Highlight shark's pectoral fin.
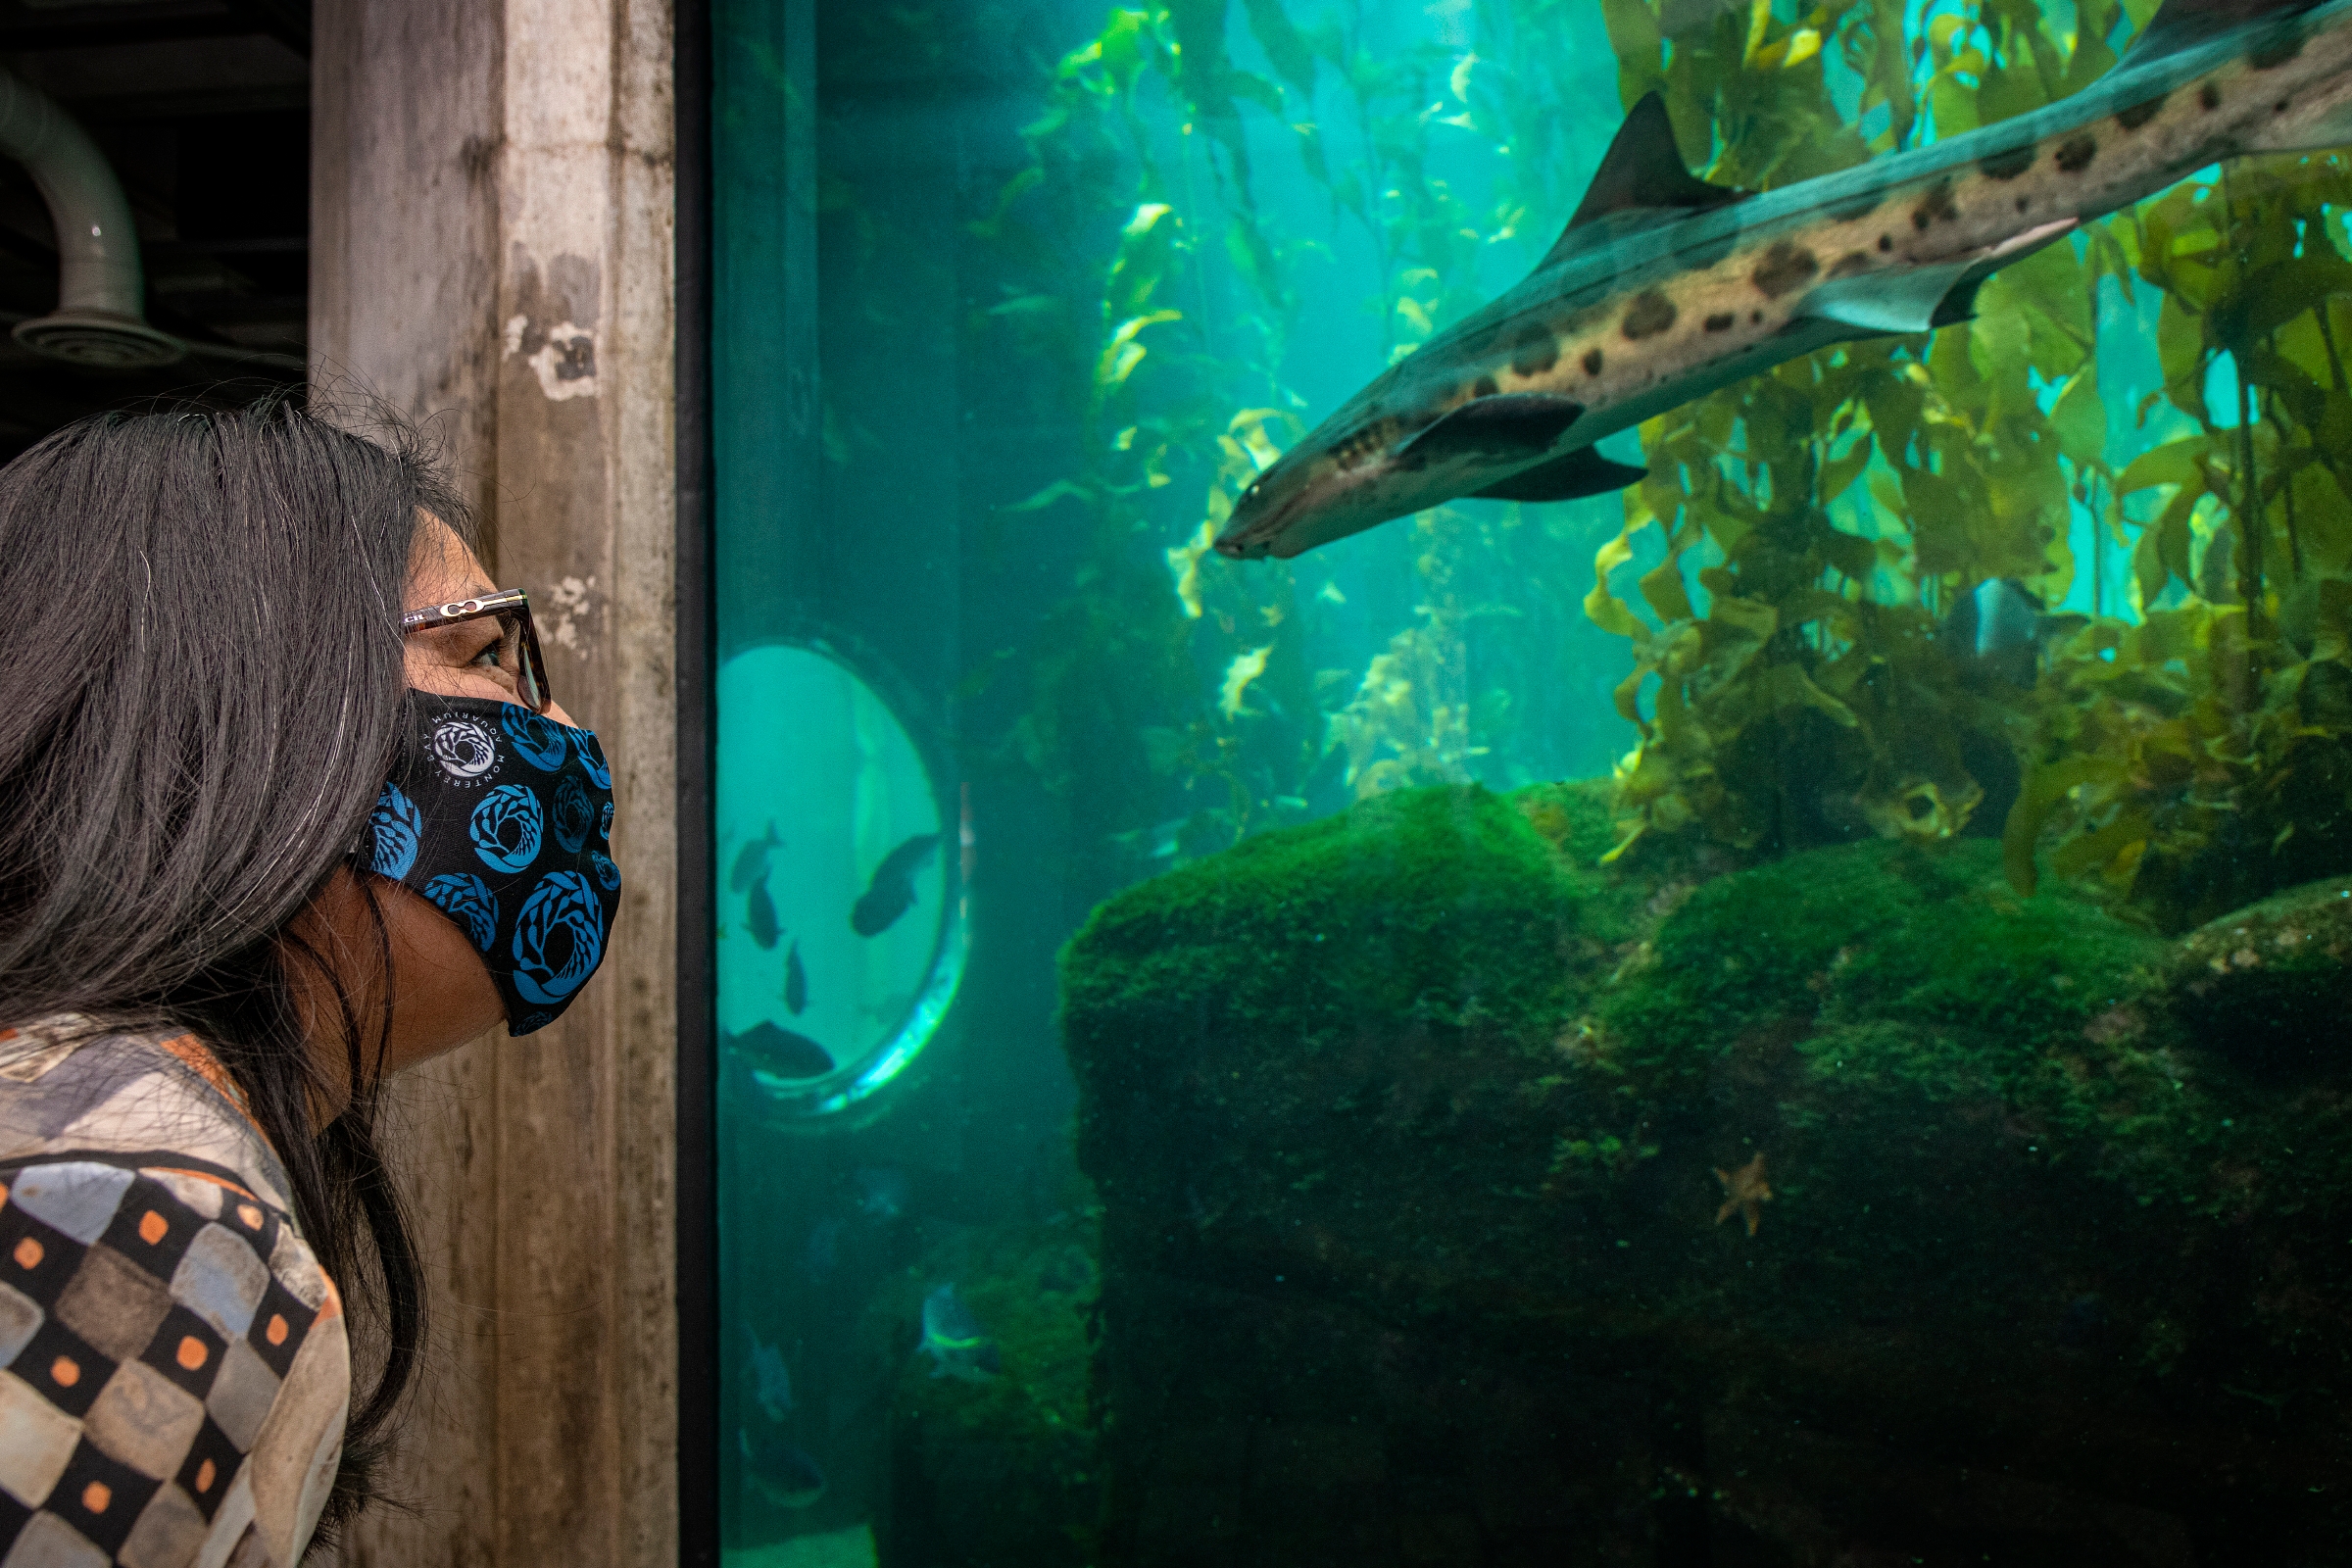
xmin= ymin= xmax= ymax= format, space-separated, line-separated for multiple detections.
xmin=1795 ymin=261 xmax=1982 ymax=336
xmin=1544 ymin=93 xmax=1746 ymax=270
xmin=1396 ymin=393 xmax=1584 ymax=470
xmin=1472 ymin=448 xmax=1646 ymax=503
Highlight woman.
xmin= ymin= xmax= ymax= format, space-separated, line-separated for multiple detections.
xmin=0 ymin=398 xmax=619 ymax=1563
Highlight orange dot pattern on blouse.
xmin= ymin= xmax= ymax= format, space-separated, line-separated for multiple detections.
xmin=0 ymin=1027 xmax=348 ymax=1566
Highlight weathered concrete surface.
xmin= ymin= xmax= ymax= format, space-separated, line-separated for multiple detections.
xmin=311 ymin=3 xmax=677 ymax=1564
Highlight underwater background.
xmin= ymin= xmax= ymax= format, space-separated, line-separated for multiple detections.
xmin=708 ymin=0 xmax=2352 ymax=1561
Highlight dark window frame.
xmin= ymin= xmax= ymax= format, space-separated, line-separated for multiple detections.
xmin=673 ymin=0 xmax=721 ymax=1561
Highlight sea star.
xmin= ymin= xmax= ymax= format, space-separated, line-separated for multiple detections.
xmin=1714 ymin=1152 xmax=1772 ymax=1236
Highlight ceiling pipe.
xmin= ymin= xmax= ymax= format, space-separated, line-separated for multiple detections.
xmin=0 ymin=66 xmax=182 ymax=368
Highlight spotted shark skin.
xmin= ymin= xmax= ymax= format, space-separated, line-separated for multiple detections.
xmin=1215 ymin=0 xmax=2352 ymax=561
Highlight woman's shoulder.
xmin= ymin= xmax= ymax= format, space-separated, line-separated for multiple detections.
xmin=0 ymin=1015 xmax=294 ymax=1216
xmin=0 ymin=1018 xmax=348 ymax=1566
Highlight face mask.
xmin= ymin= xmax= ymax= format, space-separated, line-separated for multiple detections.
xmin=360 ymin=694 xmax=621 ymax=1036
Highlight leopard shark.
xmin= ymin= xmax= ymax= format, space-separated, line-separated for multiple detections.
xmin=1214 ymin=0 xmax=2352 ymax=561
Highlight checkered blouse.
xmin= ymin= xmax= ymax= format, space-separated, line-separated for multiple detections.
xmin=0 ymin=1014 xmax=347 ymax=1567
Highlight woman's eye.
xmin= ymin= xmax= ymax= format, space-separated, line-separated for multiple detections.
xmin=468 ymin=636 xmax=504 ymax=669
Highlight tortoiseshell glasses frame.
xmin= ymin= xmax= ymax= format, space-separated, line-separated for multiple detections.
xmin=399 ymin=587 xmax=554 ymax=714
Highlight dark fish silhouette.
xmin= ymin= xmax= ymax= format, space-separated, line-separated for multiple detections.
xmin=738 ymin=1424 xmax=825 ymax=1509
xmin=747 ymin=875 xmax=781 ymax=951
xmin=1946 ymin=578 xmax=2072 ymax=688
xmin=726 ymin=1021 xmax=833 ymax=1079
xmin=729 ymin=821 xmax=783 ymax=893
xmin=784 ymin=940 xmax=808 ymax=1015
xmin=801 ymin=1218 xmax=843 ymax=1279
xmin=746 ymin=1326 xmax=792 ymax=1421
xmin=855 ymin=1165 xmax=907 ymax=1219
xmin=851 ymin=832 xmax=940 ymax=937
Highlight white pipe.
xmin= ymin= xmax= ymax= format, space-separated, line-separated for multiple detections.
xmin=0 ymin=66 xmax=180 ymax=367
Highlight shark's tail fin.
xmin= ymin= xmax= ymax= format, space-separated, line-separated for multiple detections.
xmin=2129 ymin=0 xmax=2325 ymax=57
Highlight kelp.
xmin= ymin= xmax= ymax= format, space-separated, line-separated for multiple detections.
xmin=963 ymin=0 xmax=2352 ymax=920
xmin=968 ymin=1 xmax=1654 ymax=891
xmin=1581 ymin=0 xmax=2352 ymax=924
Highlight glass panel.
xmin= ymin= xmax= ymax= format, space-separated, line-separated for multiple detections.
xmin=710 ymin=0 xmax=2352 ymax=1560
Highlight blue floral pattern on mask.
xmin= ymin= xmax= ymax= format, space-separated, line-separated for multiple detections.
xmin=368 ymin=785 xmax=422 ymax=880
xmin=502 ymin=704 xmax=571 ymax=771
xmin=380 ymin=695 xmax=620 ymax=1037
xmin=552 ymin=772 xmax=594 ymax=854
xmin=469 ymin=784 xmax=544 ymax=873
xmin=573 ymin=728 xmax=612 ymax=790
xmin=421 ymin=872 xmax=498 ymax=952
xmin=511 ymin=871 xmax=606 ymax=1005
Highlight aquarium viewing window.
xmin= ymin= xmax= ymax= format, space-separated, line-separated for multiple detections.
xmin=714 ymin=641 xmax=965 ymax=1118
xmin=697 ymin=0 xmax=2352 ymax=1559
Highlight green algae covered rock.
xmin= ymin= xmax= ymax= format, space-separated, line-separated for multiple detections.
xmin=2161 ymin=875 xmax=2352 ymax=1084
xmin=1060 ymin=784 xmax=2352 ymax=1564
xmin=1064 ymin=782 xmax=1611 ymax=1064
xmin=882 ymin=1218 xmax=1102 ymax=1566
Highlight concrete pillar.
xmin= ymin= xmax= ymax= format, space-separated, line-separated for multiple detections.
xmin=310 ymin=3 xmax=679 ymax=1564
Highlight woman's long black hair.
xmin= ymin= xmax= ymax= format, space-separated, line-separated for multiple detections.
xmin=0 ymin=394 xmax=459 ymax=1537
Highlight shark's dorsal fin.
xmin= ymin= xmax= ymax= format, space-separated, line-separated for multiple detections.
xmin=1544 ymin=93 xmax=1744 ymax=268
xmin=2130 ymin=0 xmax=2323 ymax=57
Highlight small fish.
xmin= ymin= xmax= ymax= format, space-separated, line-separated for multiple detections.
xmin=1144 ymin=817 xmax=1188 ymax=860
xmin=729 ymin=821 xmax=783 ymax=894
xmin=784 ymin=939 xmax=808 ymax=1015
xmin=801 ymin=1218 xmax=844 ymax=1280
xmin=851 ymin=832 xmax=940 ymax=937
xmin=738 ymin=1425 xmax=826 ymax=1509
xmin=746 ymin=1328 xmax=793 ymax=1422
xmin=919 ymin=1283 xmax=1000 ymax=1381
xmin=725 ymin=1021 xmax=833 ymax=1080
xmin=1945 ymin=577 xmax=2045 ymax=686
xmin=855 ymin=1165 xmax=908 ymax=1219
xmin=747 ymin=876 xmax=781 ymax=951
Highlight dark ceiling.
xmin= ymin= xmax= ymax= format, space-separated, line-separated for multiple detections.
xmin=0 ymin=0 xmax=311 ymax=461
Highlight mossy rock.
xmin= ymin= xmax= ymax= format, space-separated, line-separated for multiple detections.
xmin=882 ymin=1220 xmax=1102 ymax=1567
xmin=2159 ymin=875 xmax=2352 ymax=1083
xmin=1060 ymin=785 xmax=2352 ymax=1560
xmin=1064 ymin=782 xmax=1610 ymax=1060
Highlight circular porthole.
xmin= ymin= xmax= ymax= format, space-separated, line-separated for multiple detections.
xmin=714 ymin=640 xmax=965 ymax=1120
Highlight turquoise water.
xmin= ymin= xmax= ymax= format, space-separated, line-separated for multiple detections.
xmin=710 ymin=0 xmax=2352 ymax=1559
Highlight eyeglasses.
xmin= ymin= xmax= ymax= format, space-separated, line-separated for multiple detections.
xmin=399 ymin=588 xmax=554 ymax=714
